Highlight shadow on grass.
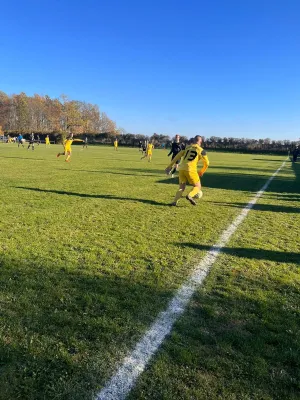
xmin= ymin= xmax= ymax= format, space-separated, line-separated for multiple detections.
xmin=208 ymin=165 xmax=276 ymax=172
xmin=252 ymin=158 xmax=286 ymax=161
xmin=121 ymin=167 xmax=165 ymax=175
xmin=0 ymin=155 xmax=46 ymax=161
xmin=0 ymin=257 xmax=172 ymax=400
xmin=177 ymin=243 xmax=299 ymax=264
xmin=265 ymin=194 xmax=300 ymax=202
xmin=15 ymin=186 xmax=169 ymax=207
xmin=156 ymin=172 xmax=273 ymax=192
xmin=156 ymin=161 xmax=300 ymax=195
xmin=211 ymin=201 xmax=300 ymax=214
xmin=134 ymin=278 xmax=300 ymax=399
xmin=57 ymin=169 xmax=162 ymax=177
xmin=130 ymin=244 xmax=299 ymax=399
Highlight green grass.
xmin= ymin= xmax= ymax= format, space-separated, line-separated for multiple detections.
xmin=0 ymin=144 xmax=299 ymax=399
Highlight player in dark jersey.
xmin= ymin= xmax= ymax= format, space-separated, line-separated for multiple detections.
xmin=292 ymin=146 xmax=299 ymax=162
xmin=27 ymin=133 xmax=35 ymax=150
xmin=83 ymin=136 xmax=88 ymax=149
xmin=168 ymin=134 xmax=185 ymax=177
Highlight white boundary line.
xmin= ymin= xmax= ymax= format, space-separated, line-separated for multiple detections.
xmin=96 ymin=161 xmax=286 ymax=400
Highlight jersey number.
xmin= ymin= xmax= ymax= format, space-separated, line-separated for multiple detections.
xmin=184 ymin=149 xmax=197 ymax=161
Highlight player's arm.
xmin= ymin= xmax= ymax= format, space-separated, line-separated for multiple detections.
xmin=165 ymin=150 xmax=185 ymax=173
xmin=198 ymin=150 xmax=209 ymax=176
xmin=73 ymin=139 xmax=84 ymax=142
xmin=168 ymin=142 xmax=176 ymax=157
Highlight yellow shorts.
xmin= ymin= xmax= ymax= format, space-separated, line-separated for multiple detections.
xmin=147 ymin=152 xmax=152 ymax=156
xmin=179 ymin=170 xmax=200 ymax=185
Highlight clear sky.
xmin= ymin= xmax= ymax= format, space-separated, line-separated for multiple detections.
xmin=1 ymin=0 xmax=299 ymax=140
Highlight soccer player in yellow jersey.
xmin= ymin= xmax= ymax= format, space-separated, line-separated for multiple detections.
xmin=114 ymin=138 xmax=118 ymax=150
xmin=57 ymin=134 xmax=83 ymax=162
xmin=141 ymin=141 xmax=154 ymax=162
xmin=45 ymin=135 xmax=50 ymax=146
xmin=165 ymin=135 xmax=209 ymax=206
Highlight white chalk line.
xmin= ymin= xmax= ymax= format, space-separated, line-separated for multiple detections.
xmin=96 ymin=161 xmax=286 ymax=400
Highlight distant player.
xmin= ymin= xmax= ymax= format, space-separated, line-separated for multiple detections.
xmin=114 ymin=138 xmax=118 ymax=151
xmin=17 ymin=134 xmax=24 ymax=148
xmin=45 ymin=135 xmax=50 ymax=146
xmin=141 ymin=141 xmax=147 ymax=156
xmin=27 ymin=133 xmax=35 ymax=150
xmin=292 ymin=146 xmax=299 ymax=162
xmin=36 ymin=134 xmax=40 ymax=145
xmin=83 ymin=136 xmax=88 ymax=149
xmin=141 ymin=141 xmax=154 ymax=162
xmin=57 ymin=134 xmax=83 ymax=162
xmin=168 ymin=134 xmax=184 ymax=177
xmin=165 ymin=135 xmax=209 ymax=206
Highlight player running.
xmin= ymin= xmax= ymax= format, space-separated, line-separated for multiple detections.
xmin=165 ymin=135 xmax=209 ymax=206
xmin=168 ymin=134 xmax=185 ymax=177
xmin=141 ymin=141 xmax=154 ymax=162
xmin=57 ymin=134 xmax=83 ymax=162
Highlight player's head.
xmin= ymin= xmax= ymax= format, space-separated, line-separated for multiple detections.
xmin=175 ymin=134 xmax=180 ymax=142
xmin=193 ymin=135 xmax=202 ymax=145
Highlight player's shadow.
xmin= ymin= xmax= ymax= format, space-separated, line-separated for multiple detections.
xmin=103 ymin=171 xmax=161 ymax=177
xmin=208 ymin=165 xmax=277 ymax=173
xmin=252 ymin=158 xmax=286 ymax=161
xmin=0 ymin=155 xmax=45 ymax=161
xmin=177 ymin=243 xmax=299 ymax=265
xmin=15 ymin=186 xmax=169 ymax=206
xmin=264 ymin=194 xmax=300 ymax=202
xmin=211 ymin=201 xmax=300 ymax=214
xmin=121 ymin=167 xmax=165 ymax=175
xmin=58 ymin=168 xmax=162 ymax=177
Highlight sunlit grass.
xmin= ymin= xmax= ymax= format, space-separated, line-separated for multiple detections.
xmin=0 ymin=143 xmax=298 ymax=399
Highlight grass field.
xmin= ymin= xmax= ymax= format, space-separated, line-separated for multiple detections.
xmin=0 ymin=143 xmax=299 ymax=400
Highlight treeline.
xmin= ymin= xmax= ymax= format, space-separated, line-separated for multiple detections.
xmin=0 ymin=91 xmax=297 ymax=153
xmin=204 ymin=136 xmax=298 ymax=154
xmin=115 ymin=133 xmax=297 ymax=154
xmin=0 ymin=91 xmax=118 ymax=136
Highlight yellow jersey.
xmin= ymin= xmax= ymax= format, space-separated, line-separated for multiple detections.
xmin=167 ymin=144 xmax=209 ymax=174
xmin=45 ymin=137 xmax=50 ymax=144
xmin=64 ymin=138 xmax=82 ymax=151
xmin=147 ymin=143 xmax=154 ymax=154
xmin=114 ymin=140 xmax=118 ymax=147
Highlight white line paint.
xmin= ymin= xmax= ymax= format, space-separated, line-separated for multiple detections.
xmin=96 ymin=161 xmax=286 ymax=400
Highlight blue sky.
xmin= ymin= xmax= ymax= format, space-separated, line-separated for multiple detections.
xmin=1 ymin=0 xmax=299 ymax=140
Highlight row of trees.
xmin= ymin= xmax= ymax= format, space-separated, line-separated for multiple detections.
xmin=0 ymin=91 xmax=297 ymax=152
xmin=114 ymin=134 xmax=298 ymax=154
xmin=0 ymin=91 xmax=117 ymax=136
xmin=204 ymin=136 xmax=298 ymax=153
